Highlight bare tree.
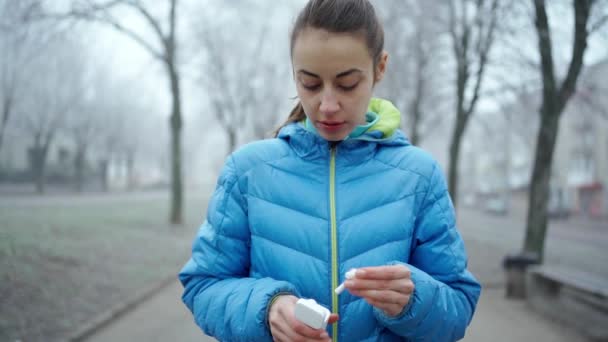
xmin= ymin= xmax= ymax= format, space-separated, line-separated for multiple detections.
xmin=90 ymin=73 xmax=120 ymax=192
xmin=95 ymin=85 xmax=127 ymax=192
xmin=375 ymin=1 xmax=415 ymax=131
xmin=0 ymin=0 xmax=46 ymax=155
xmin=66 ymin=92 xmax=99 ymax=191
xmin=195 ymin=2 xmax=288 ymax=153
xmin=376 ymin=0 xmax=450 ymax=146
xmin=248 ymin=53 xmax=293 ymax=141
xmin=198 ymin=28 xmax=243 ymax=153
xmin=523 ymin=0 xmax=602 ymax=260
xmin=407 ymin=20 xmax=432 ymax=145
xmin=446 ymin=0 xmax=500 ymax=208
xmin=61 ymin=0 xmax=185 ymax=223
xmin=16 ymin=34 xmax=83 ymax=193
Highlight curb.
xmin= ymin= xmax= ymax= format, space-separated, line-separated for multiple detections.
xmin=68 ymin=274 xmax=179 ymax=342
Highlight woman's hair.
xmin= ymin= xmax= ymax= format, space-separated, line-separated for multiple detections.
xmin=274 ymin=0 xmax=384 ymax=137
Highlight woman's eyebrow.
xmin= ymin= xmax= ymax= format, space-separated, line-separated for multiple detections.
xmin=336 ymin=68 xmax=362 ymax=78
xmin=297 ymin=70 xmax=320 ymax=78
xmin=297 ymin=68 xmax=363 ymax=78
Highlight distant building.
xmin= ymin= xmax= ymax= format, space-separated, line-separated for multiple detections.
xmin=472 ymin=59 xmax=608 ymax=218
xmin=555 ymin=59 xmax=608 ymax=218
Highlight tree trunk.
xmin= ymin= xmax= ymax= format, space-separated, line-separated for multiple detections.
xmin=126 ymin=150 xmax=135 ymax=191
xmin=99 ymin=159 xmax=109 ymax=192
xmin=227 ymin=128 xmax=237 ymax=156
xmin=29 ymin=145 xmax=48 ymax=194
xmin=168 ymin=61 xmax=183 ymax=225
xmin=74 ymin=146 xmax=86 ymax=192
xmin=446 ymin=0 xmax=498 ymax=210
xmin=448 ymin=119 xmax=466 ymax=209
xmin=448 ymin=46 xmax=469 ymax=210
xmin=409 ymin=23 xmax=425 ymax=146
xmin=0 ymin=95 xmax=12 ymax=154
xmin=524 ymin=106 xmax=560 ymax=261
xmin=409 ymin=81 xmax=423 ymax=146
xmin=522 ymin=0 xmax=592 ymax=262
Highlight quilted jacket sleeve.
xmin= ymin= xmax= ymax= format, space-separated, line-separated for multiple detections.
xmin=373 ymin=162 xmax=481 ymax=341
xmin=179 ymin=156 xmax=299 ymax=342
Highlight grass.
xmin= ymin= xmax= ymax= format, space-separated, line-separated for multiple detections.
xmin=0 ymin=190 xmax=211 ymax=342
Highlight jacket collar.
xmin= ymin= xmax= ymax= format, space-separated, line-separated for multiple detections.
xmin=277 ymin=98 xmax=410 ymax=164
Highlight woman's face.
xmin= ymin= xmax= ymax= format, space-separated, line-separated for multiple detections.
xmin=292 ymin=28 xmax=387 ymax=141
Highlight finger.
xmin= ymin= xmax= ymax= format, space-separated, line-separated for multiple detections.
xmin=363 ymin=292 xmax=410 ymax=307
xmin=271 ymin=329 xmax=290 ymax=342
xmin=346 ymin=278 xmax=414 ymax=295
xmin=271 ymin=311 xmax=315 ymax=342
xmin=327 ymin=313 xmax=339 ymax=325
xmin=349 ymin=289 xmax=410 ymax=308
xmin=345 ymin=278 xmax=408 ymax=291
xmin=291 ymin=317 xmax=331 ymax=340
xmin=356 ymin=265 xmax=410 ymax=280
xmin=282 ymin=326 xmax=322 ymax=342
xmin=270 ymin=319 xmax=294 ymax=342
xmin=365 ymin=298 xmax=404 ymax=316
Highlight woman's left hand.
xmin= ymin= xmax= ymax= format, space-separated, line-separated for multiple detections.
xmin=343 ymin=265 xmax=414 ymax=317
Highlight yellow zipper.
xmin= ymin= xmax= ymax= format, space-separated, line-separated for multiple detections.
xmin=329 ymin=146 xmax=339 ymax=341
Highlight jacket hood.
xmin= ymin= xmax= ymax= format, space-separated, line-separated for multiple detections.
xmin=365 ymin=97 xmax=402 ymax=140
xmin=278 ymin=98 xmax=410 ymax=148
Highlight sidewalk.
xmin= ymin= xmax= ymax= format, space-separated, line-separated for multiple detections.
xmin=465 ymin=287 xmax=585 ymax=341
xmin=83 ymin=280 xmax=212 ymax=342
xmin=82 ymin=280 xmax=587 ymax=342
xmin=80 ymin=207 xmax=592 ymax=341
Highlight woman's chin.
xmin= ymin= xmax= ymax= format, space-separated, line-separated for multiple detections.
xmin=320 ymin=132 xmax=348 ymax=142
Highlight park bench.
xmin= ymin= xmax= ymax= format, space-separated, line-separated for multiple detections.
xmin=526 ymin=265 xmax=608 ymax=341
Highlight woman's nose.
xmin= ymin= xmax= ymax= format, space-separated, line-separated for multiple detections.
xmin=319 ymin=93 xmax=340 ymax=114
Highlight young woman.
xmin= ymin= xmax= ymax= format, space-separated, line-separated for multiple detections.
xmin=180 ymin=0 xmax=481 ymax=341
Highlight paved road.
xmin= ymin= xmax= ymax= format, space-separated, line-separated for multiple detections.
xmin=458 ymin=206 xmax=608 ymax=283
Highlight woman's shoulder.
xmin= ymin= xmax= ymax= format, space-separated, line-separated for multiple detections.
xmin=376 ymin=143 xmax=440 ymax=182
xmin=227 ymin=138 xmax=291 ymax=174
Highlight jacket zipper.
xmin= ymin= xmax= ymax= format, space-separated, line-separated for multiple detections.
xmin=329 ymin=145 xmax=339 ymax=341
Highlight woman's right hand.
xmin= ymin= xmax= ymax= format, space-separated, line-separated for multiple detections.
xmin=268 ymin=295 xmax=338 ymax=342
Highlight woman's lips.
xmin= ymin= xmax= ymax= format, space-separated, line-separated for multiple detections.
xmin=317 ymin=121 xmax=345 ymax=132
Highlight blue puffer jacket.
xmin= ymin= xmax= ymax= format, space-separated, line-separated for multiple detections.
xmin=179 ymin=99 xmax=481 ymax=342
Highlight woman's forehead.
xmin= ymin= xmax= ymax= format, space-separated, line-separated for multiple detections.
xmin=292 ymin=28 xmax=373 ymax=75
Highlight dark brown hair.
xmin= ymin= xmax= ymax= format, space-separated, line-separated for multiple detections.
xmin=274 ymin=0 xmax=385 ymax=137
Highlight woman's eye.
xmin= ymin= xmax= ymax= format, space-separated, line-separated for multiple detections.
xmin=339 ymin=83 xmax=358 ymax=91
xmin=303 ymin=83 xmax=321 ymax=91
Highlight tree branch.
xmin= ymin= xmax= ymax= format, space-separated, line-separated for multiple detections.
xmin=65 ymin=0 xmax=165 ymax=61
xmin=122 ymin=0 xmax=167 ymax=46
xmin=464 ymin=0 xmax=498 ymax=118
xmin=448 ymin=0 xmax=462 ymax=59
xmin=557 ymin=0 xmax=592 ymax=109
xmin=589 ymin=13 xmax=608 ymax=34
xmin=577 ymin=82 xmax=608 ymax=120
xmin=533 ymin=0 xmax=557 ymax=100
xmin=169 ymin=0 xmax=177 ymax=49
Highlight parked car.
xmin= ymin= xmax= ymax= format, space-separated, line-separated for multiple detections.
xmin=548 ymin=187 xmax=571 ymax=220
xmin=548 ymin=201 xmax=571 ymax=219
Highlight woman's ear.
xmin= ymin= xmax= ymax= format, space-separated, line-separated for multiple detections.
xmin=375 ymin=51 xmax=389 ymax=83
